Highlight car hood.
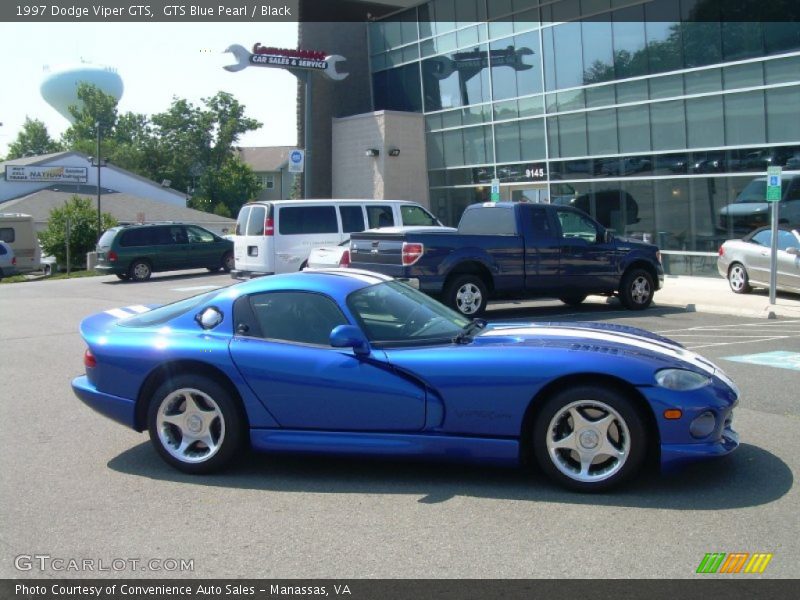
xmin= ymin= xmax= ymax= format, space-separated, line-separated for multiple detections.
xmin=720 ymin=202 xmax=770 ymax=215
xmin=472 ymin=321 xmax=726 ymax=380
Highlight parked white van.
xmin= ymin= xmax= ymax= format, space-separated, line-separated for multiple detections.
xmin=0 ymin=213 xmax=41 ymax=273
xmin=232 ymin=199 xmax=441 ymax=277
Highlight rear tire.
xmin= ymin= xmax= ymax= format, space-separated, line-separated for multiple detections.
xmin=222 ymin=251 xmax=235 ymax=273
xmin=147 ymin=375 xmax=245 ymax=474
xmin=116 ymin=273 xmax=129 ymax=281
xmin=728 ymin=263 xmax=751 ymax=294
xmin=128 ymin=260 xmax=152 ymax=282
xmin=533 ymin=385 xmax=647 ymax=492
xmin=559 ymin=294 xmax=587 ymax=307
xmin=619 ymin=268 xmax=654 ymax=310
xmin=445 ymin=274 xmax=488 ymax=317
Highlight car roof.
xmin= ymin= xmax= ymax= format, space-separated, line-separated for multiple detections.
xmin=228 ymin=269 xmax=393 ymax=300
xmin=743 ymin=225 xmax=800 ymax=240
xmin=243 ymin=199 xmax=421 ymax=206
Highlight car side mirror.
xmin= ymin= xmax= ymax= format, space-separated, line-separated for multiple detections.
xmin=786 ymin=246 xmax=800 ymax=256
xmin=330 ymin=324 xmax=371 ymax=356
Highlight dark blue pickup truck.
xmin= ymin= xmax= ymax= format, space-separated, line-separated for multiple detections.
xmin=350 ymin=202 xmax=664 ymax=317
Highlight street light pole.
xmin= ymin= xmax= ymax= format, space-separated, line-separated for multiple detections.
xmin=89 ymin=122 xmax=108 ymax=240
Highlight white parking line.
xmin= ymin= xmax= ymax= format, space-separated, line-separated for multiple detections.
xmin=655 ymin=320 xmax=800 ymax=350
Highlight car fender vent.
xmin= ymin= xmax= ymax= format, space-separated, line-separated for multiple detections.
xmin=570 ymin=343 xmax=619 ymax=354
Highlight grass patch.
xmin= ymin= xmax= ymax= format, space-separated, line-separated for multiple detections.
xmin=0 ymin=269 xmax=105 ymax=284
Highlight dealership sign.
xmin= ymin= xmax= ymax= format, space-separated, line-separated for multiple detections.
xmin=5 ymin=165 xmax=88 ymax=183
xmin=224 ymin=44 xmax=348 ymax=80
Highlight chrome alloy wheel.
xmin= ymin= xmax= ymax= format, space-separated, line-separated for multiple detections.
xmin=729 ymin=265 xmax=747 ymax=292
xmin=132 ymin=262 xmax=151 ymax=280
xmin=629 ymin=275 xmax=651 ymax=305
xmin=156 ymin=388 xmax=226 ymax=464
xmin=456 ymin=282 xmax=483 ymax=315
xmin=545 ymin=400 xmax=630 ymax=484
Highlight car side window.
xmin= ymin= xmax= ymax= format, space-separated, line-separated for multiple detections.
xmin=557 ymin=209 xmax=599 ymax=243
xmin=248 ymin=292 xmax=349 ymax=346
xmin=187 ymin=226 xmax=215 ymax=243
xmin=751 ymin=231 xmax=771 ymax=246
xmin=777 ymin=230 xmax=798 ymax=252
xmin=339 ymin=205 xmax=366 ymax=233
xmin=367 ymin=206 xmax=395 ymax=228
xmin=529 ymin=206 xmax=554 ymax=239
xmin=401 ymin=205 xmax=437 ymax=226
xmin=168 ymin=226 xmax=188 ymax=245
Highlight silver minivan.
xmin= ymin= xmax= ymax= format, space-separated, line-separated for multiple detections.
xmin=232 ymin=199 xmax=441 ymax=277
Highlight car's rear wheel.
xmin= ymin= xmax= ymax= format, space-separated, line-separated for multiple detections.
xmin=116 ymin=273 xmax=129 ymax=281
xmin=728 ymin=263 xmax=751 ymax=294
xmin=533 ymin=386 xmax=646 ymax=492
xmin=222 ymin=251 xmax=235 ymax=272
xmin=147 ymin=375 xmax=245 ymax=474
xmin=128 ymin=260 xmax=152 ymax=282
xmin=559 ymin=294 xmax=587 ymax=307
xmin=445 ymin=274 xmax=488 ymax=317
xmin=619 ymin=268 xmax=654 ymax=310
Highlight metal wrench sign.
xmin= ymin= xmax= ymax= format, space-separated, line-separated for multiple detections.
xmin=224 ymin=44 xmax=348 ymax=81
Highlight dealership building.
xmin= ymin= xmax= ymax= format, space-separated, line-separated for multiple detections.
xmin=298 ymin=0 xmax=800 ymax=275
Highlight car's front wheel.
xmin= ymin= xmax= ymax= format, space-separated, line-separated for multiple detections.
xmin=619 ymin=268 xmax=654 ymax=310
xmin=147 ymin=375 xmax=245 ymax=474
xmin=445 ymin=274 xmax=488 ymax=317
xmin=559 ymin=294 xmax=587 ymax=307
xmin=128 ymin=259 xmax=152 ymax=282
xmin=533 ymin=386 xmax=646 ymax=492
xmin=728 ymin=263 xmax=751 ymax=294
xmin=222 ymin=251 xmax=235 ymax=273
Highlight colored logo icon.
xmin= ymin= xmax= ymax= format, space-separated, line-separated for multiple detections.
xmin=696 ymin=552 xmax=773 ymax=574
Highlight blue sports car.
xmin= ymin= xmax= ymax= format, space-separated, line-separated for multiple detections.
xmin=72 ymin=269 xmax=739 ymax=491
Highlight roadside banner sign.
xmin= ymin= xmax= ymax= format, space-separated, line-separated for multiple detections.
xmin=490 ymin=178 xmax=500 ymax=202
xmin=288 ymin=149 xmax=305 ymax=173
xmin=766 ymin=166 xmax=782 ymax=202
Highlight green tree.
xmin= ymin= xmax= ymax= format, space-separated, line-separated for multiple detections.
xmin=6 ymin=117 xmax=62 ymax=159
xmin=39 ymin=196 xmax=117 ymax=267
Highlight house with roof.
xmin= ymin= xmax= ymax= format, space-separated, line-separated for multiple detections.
xmin=236 ymin=146 xmax=296 ymax=201
xmin=1 ymin=152 xmax=234 ymax=234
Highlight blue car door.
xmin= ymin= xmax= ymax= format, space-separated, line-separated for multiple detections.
xmin=228 ymin=291 xmax=426 ymax=431
xmin=554 ymin=207 xmax=616 ymax=292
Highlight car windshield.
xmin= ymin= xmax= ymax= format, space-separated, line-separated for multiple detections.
xmin=735 ymin=180 xmax=769 ymax=204
xmin=118 ymin=290 xmax=219 ymax=328
xmin=347 ymin=281 xmax=469 ymax=343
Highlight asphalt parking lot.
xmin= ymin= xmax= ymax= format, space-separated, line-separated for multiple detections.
xmin=1 ymin=271 xmax=798 ymax=579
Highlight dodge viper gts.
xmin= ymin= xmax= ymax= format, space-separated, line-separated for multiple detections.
xmin=72 ymin=269 xmax=739 ymax=491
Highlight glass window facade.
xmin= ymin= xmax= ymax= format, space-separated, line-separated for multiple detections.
xmin=369 ymin=1 xmax=800 ymax=275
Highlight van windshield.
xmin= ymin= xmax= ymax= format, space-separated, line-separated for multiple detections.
xmin=735 ymin=180 xmax=771 ymax=204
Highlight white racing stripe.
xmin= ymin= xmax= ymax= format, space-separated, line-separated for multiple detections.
xmin=126 ymin=305 xmax=151 ymax=314
xmin=484 ymin=325 xmax=717 ymax=376
xmin=104 ymin=308 xmax=132 ymax=319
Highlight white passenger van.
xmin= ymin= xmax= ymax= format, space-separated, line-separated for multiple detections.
xmin=0 ymin=213 xmax=41 ymax=273
xmin=232 ymin=199 xmax=441 ymax=277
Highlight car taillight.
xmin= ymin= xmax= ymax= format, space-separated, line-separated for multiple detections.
xmin=11 ymin=256 xmax=16 ymax=266
xmin=401 ymin=242 xmax=424 ymax=266
xmin=339 ymin=249 xmax=351 ymax=268
xmin=84 ymin=348 xmax=97 ymax=368
xmin=108 ymin=251 xmax=118 ymax=262
xmin=264 ymin=217 xmax=274 ymax=236
xmin=718 ymin=246 xmax=725 ymax=257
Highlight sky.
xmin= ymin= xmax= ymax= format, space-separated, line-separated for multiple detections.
xmin=0 ymin=22 xmax=299 ymax=156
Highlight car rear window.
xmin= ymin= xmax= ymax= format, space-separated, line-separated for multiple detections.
xmin=118 ymin=291 xmax=218 ymax=328
xmin=458 ymin=207 xmax=517 ymax=235
xmin=97 ymin=229 xmax=119 ymax=248
xmin=401 ymin=205 xmax=437 ymax=226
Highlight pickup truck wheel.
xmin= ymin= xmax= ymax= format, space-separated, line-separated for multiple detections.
xmin=619 ymin=268 xmax=654 ymax=310
xmin=559 ymin=295 xmax=587 ymax=307
xmin=446 ymin=274 xmax=488 ymax=317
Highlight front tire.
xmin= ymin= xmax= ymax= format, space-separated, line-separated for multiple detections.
xmin=222 ymin=251 xmax=235 ymax=273
xmin=559 ymin=294 xmax=587 ymax=307
xmin=147 ymin=375 xmax=245 ymax=474
xmin=116 ymin=273 xmax=129 ymax=281
xmin=533 ymin=386 xmax=647 ymax=492
xmin=128 ymin=259 xmax=152 ymax=282
xmin=445 ymin=274 xmax=488 ymax=317
xmin=619 ymin=268 xmax=654 ymax=310
xmin=728 ymin=263 xmax=751 ymax=294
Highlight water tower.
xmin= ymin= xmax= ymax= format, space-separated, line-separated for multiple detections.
xmin=40 ymin=62 xmax=124 ymax=122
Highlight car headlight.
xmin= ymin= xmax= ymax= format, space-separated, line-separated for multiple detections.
xmin=655 ymin=369 xmax=712 ymax=391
